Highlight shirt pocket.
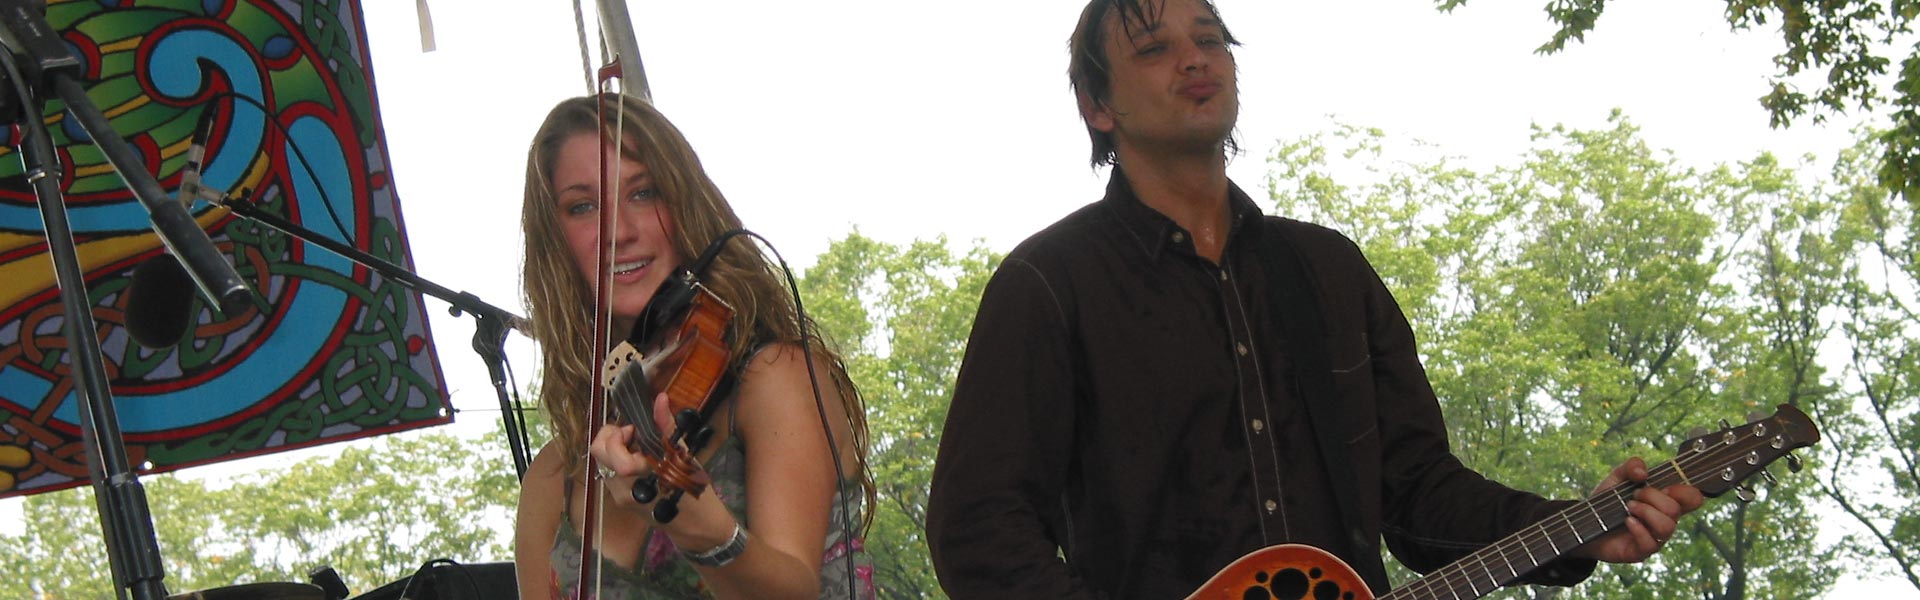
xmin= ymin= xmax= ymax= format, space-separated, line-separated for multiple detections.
xmin=1327 ymin=329 xmax=1384 ymax=537
xmin=1327 ymin=330 xmax=1378 ymax=444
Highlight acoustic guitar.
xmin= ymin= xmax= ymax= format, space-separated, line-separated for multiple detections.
xmin=1188 ymin=404 xmax=1820 ymax=600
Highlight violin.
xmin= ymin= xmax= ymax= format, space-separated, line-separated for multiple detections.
xmin=599 ymin=266 xmax=739 ymax=523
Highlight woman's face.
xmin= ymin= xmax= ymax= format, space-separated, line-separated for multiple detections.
xmin=550 ymin=132 xmax=683 ymax=335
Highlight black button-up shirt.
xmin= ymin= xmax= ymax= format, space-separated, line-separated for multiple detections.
xmin=927 ymin=171 xmax=1593 ymax=599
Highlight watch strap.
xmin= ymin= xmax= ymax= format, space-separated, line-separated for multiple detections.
xmin=684 ymin=524 xmax=749 ymax=567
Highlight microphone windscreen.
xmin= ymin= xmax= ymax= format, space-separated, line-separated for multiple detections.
xmin=125 ymin=256 xmax=198 ymax=349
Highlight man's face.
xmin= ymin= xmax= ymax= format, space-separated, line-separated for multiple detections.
xmin=1087 ymin=0 xmax=1238 ymax=159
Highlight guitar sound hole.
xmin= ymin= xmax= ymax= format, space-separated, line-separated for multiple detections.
xmin=1313 ymin=580 xmax=1340 ymax=600
xmin=1251 ymin=568 xmax=1309 ymax=600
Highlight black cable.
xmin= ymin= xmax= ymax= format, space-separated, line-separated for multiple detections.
xmin=397 ymin=557 xmax=483 ymax=600
xmin=180 ymin=81 xmax=354 ymax=242
xmin=0 ymin=32 xmax=44 ymax=157
xmin=503 ymin=343 xmax=530 ymax=442
xmin=738 ymin=230 xmax=859 ymax=600
xmin=442 ymin=558 xmax=486 ymax=600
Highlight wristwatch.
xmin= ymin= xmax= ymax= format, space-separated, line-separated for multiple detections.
xmin=684 ymin=524 xmax=749 ymax=567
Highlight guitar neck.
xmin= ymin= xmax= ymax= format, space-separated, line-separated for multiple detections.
xmin=1381 ymin=466 xmax=1676 ymax=600
xmin=1381 ymin=448 xmax=1728 ymax=600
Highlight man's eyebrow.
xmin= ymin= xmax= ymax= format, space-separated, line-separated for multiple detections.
xmin=1126 ymin=16 xmax=1225 ymax=43
xmin=1126 ymin=21 xmax=1162 ymax=43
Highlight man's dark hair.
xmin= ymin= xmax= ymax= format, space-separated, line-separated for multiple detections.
xmin=1068 ymin=0 xmax=1241 ymax=167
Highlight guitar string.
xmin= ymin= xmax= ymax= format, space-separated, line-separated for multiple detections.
xmin=1388 ymin=422 xmax=1788 ymax=600
xmin=1399 ymin=454 xmax=1696 ymax=599
xmin=1408 ymin=438 xmax=1747 ymax=599
xmin=1406 ymin=430 xmax=1772 ymax=599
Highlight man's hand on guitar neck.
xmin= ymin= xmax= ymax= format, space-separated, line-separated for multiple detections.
xmin=1572 ymin=457 xmax=1707 ymax=564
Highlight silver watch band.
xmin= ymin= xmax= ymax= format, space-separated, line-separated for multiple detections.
xmin=684 ymin=524 xmax=749 ymax=567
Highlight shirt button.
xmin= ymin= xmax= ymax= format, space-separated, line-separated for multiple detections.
xmin=1171 ymin=231 xmax=1186 ymax=243
xmin=1251 ymin=418 xmax=1265 ymax=433
xmin=1236 ymin=343 xmax=1249 ymax=356
xmin=1264 ymin=499 xmax=1278 ymax=513
xmin=1220 ymin=270 xmax=1230 ymax=281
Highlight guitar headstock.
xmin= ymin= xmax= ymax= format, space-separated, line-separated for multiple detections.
xmin=1673 ymin=403 xmax=1820 ymax=499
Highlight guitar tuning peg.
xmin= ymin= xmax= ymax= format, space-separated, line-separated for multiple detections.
xmin=1735 ymin=485 xmax=1756 ymax=503
xmin=1786 ymin=453 xmax=1804 ymax=473
xmin=1747 ymin=410 xmax=1767 ymax=423
xmin=1719 ymin=418 xmax=1733 ymax=430
xmin=1760 ymin=470 xmax=1779 ymax=485
xmin=1688 ymin=426 xmax=1708 ymax=439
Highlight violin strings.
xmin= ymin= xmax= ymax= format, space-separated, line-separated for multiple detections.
xmin=609 ymin=368 xmax=668 ymax=456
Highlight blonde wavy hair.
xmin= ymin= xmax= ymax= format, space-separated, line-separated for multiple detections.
xmin=520 ymin=94 xmax=873 ymax=531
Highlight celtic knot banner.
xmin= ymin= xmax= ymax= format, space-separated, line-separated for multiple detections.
xmin=0 ymin=0 xmax=450 ymax=497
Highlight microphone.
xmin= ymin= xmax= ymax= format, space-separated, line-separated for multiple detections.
xmin=124 ymin=253 xmax=199 ymax=348
xmin=127 ymin=107 xmax=241 ymax=348
xmin=176 ymin=107 xmax=218 ymax=207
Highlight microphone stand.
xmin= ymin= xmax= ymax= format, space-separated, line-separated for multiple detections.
xmin=215 ymin=192 xmax=535 ymax=480
xmin=0 ymin=1 xmax=256 ymax=597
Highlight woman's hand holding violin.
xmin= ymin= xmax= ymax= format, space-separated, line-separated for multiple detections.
xmin=589 ymin=391 xmax=738 ymax=554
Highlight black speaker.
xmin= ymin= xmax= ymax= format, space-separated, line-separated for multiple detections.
xmin=348 ymin=561 xmax=515 ymax=600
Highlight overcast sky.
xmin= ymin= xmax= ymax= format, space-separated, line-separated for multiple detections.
xmin=368 ymin=0 xmax=1868 ymax=436
xmin=8 ymin=0 xmax=1900 ymax=595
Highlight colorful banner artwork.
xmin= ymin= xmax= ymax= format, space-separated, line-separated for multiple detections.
xmin=0 ymin=0 xmax=451 ymax=497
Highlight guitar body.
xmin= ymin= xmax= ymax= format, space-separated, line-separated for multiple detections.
xmin=1188 ymin=544 xmax=1374 ymax=600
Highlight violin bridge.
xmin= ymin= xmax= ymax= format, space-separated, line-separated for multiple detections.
xmin=603 ymin=341 xmax=643 ymax=388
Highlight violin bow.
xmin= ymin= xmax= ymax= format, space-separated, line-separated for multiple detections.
xmin=577 ymin=0 xmax=650 ymax=593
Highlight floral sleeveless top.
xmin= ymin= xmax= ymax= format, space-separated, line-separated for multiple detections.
xmin=548 ymin=431 xmax=875 ymax=599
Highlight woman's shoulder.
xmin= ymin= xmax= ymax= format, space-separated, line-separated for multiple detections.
xmin=734 ymin=342 xmax=817 ymax=398
xmin=522 ymin=441 xmax=571 ymax=497
xmin=732 ymin=341 xmax=847 ymax=428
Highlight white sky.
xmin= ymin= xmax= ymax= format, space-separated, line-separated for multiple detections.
xmin=6 ymin=0 xmax=1904 ymax=596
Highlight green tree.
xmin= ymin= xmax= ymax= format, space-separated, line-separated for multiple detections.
xmin=801 ymin=231 xmax=998 ymax=600
xmin=1267 ymin=112 xmax=1838 ymax=598
xmin=0 ymin=427 xmax=519 ymax=599
xmin=1815 ymin=128 xmax=1920 ymax=590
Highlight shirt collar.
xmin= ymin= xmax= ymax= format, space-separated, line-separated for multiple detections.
xmin=1100 ymin=167 xmax=1265 ymax=261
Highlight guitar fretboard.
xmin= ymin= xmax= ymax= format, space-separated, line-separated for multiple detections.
xmin=1381 ymin=425 xmax=1771 ymax=600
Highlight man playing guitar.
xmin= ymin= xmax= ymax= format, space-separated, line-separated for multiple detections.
xmin=924 ymin=1 xmax=1704 ymax=598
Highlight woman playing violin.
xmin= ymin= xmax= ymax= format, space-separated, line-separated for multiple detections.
xmin=512 ymin=93 xmax=876 ymax=599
